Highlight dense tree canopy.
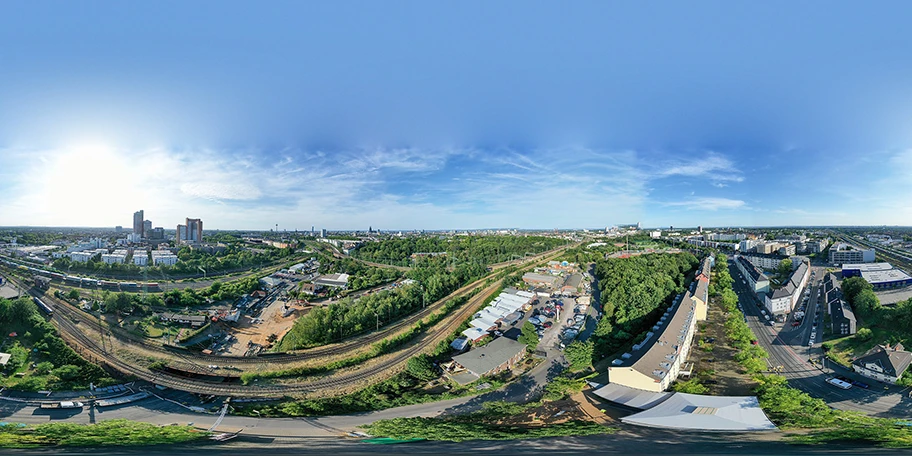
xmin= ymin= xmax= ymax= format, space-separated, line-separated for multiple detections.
xmin=591 ymin=253 xmax=698 ymax=356
xmin=0 ymin=297 xmax=114 ymax=390
xmin=351 ymin=235 xmax=565 ymax=266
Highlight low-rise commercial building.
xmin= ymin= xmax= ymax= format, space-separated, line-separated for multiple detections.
xmin=156 ymin=312 xmax=208 ymax=328
xmin=841 ymin=263 xmax=912 ymax=289
xmin=448 ymin=337 xmax=526 ymax=385
xmin=522 ymin=272 xmax=561 ymax=288
xmin=314 ymin=273 xmax=349 ymax=289
xmin=853 ymin=344 xmax=912 ymax=384
xmin=829 ymin=243 xmax=876 ymax=264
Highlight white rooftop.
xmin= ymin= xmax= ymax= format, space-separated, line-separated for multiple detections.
xmin=621 ymin=392 xmax=777 ymax=432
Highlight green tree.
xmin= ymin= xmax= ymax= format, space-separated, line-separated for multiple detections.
xmin=66 ymin=289 xmax=80 ymax=301
xmin=856 ymin=327 xmax=873 ymax=341
xmin=405 ymin=355 xmax=438 ymax=382
xmin=672 ymin=378 xmax=708 ymax=394
xmin=853 ymin=289 xmax=881 ymax=317
xmin=34 ymin=361 xmax=54 ymax=375
xmin=842 ymin=277 xmax=873 ymax=303
xmin=777 ymin=259 xmax=793 ymax=276
xmin=563 ymin=340 xmax=594 ymax=371
xmin=518 ymin=321 xmax=539 ymax=351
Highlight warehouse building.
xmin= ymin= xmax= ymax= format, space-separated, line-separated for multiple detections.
xmin=447 ymin=337 xmax=526 ymax=385
xmin=522 ymin=272 xmax=561 ymax=288
xmin=841 ymin=263 xmax=912 ymax=289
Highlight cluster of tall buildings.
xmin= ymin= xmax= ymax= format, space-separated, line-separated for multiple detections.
xmin=130 ymin=210 xmax=203 ymax=245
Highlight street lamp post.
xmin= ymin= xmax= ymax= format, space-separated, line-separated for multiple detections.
xmin=374 ymin=312 xmax=380 ymax=331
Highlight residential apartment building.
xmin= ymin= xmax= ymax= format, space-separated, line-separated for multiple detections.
xmin=101 ymin=249 xmax=128 ymax=264
xmin=132 ymin=251 xmax=149 ymax=266
xmin=778 ymin=244 xmax=796 ymax=256
xmin=739 ymin=253 xmax=790 ymax=271
xmin=764 ymin=260 xmax=809 ymax=316
xmin=151 ymin=250 xmax=178 ymax=266
xmin=829 ymin=292 xmax=857 ymax=336
xmin=735 ymin=255 xmax=771 ymax=295
xmin=608 ymin=291 xmax=702 ymax=392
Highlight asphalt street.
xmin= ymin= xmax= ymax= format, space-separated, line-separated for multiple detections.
xmin=729 ymin=259 xmax=912 ymax=418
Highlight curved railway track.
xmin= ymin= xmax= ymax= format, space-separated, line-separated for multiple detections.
xmin=52 ymin=274 xmax=504 ymax=396
xmin=10 ymin=243 xmax=576 ymax=395
xmin=11 ymin=243 xmax=573 ymax=369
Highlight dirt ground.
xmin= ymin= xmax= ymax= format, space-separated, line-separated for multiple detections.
xmin=223 ymin=297 xmax=309 ymax=356
xmin=690 ymin=297 xmax=756 ymax=396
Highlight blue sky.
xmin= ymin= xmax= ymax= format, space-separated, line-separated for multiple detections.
xmin=1 ymin=2 xmax=911 ymax=230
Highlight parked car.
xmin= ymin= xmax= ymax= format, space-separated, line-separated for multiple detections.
xmin=705 ymin=337 xmax=716 ymax=343
xmin=543 ymin=321 xmax=553 ymax=329
xmin=851 ymin=380 xmax=870 ymax=389
xmin=750 ymin=340 xmax=759 ymax=345
xmin=791 ymin=322 xmax=800 ymax=327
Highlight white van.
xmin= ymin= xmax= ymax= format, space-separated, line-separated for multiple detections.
xmin=826 ymin=377 xmax=852 ymax=390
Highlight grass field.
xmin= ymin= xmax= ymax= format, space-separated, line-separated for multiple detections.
xmin=824 ymin=329 xmax=888 ymax=368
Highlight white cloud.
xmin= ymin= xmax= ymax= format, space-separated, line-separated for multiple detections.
xmin=664 ymin=197 xmax=746 ymax=211
xmin=657 ymin=151 xmax=744 ymax=182
xmin=180 ymin=182 xmax=262 ymax=201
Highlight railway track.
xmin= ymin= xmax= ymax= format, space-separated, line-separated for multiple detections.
xmin=12 ymin=243 xmax=573 ymax=369
xmin=11 ymin=244 xmax=576 ymax=396
xmin=52 ymin=269 xmax=504 ymax=396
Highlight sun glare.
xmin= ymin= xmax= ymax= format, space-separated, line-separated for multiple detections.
xmin=38 ymin=144 xmax=144 ymax=225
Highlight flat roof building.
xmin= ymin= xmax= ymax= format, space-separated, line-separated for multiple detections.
xmin=314 ymin=273 xmax=349 ymax=288
xmin=830 ymin=243 xmax=875 ymax=264
xmin=448 ymin=337 xmax=526 ymax=385
xmin=522 ymin=272 xmax=561 ymax=288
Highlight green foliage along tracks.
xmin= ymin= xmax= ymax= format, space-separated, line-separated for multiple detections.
xmin=0 ymin=420 xmax=205 ymax=448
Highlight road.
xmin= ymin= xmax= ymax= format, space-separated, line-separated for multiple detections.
xmin=728 ymin=259 xmax=912 ymax=418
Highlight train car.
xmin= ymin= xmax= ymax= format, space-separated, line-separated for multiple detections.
xmin=100 ymin=280 xmax=118 ymax=288
xmin=33 ymin=297 xmax=53 ymax=316
xmin=18 ymin=265 xmax=28 ymax=271
xmin=65 ymin=275 xmax=81 ymax=283
xmin=121 ymin=282 xmax=137 ymax=288
xmin=81 ymin=278 xmax=99 ymax=287
xmin=144 ymin=282 xmax=160 ymax=290
xmin=50 ymin=272 xmax=65 ymax=280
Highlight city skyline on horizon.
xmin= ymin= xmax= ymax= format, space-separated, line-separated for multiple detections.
xmin=2 ymin=3 xmax=912 ymax=229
